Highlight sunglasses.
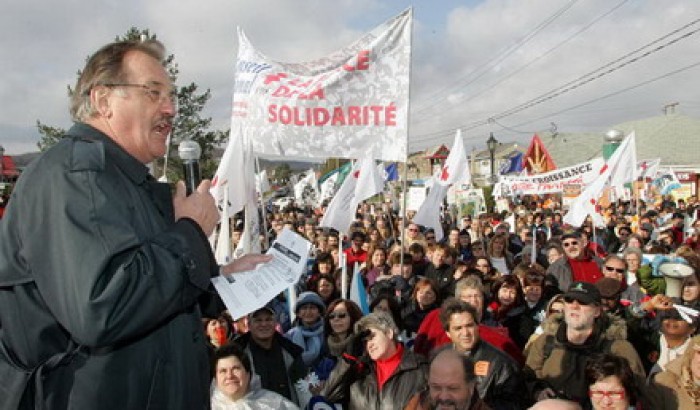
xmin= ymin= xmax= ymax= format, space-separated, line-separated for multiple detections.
xmin=604 ymin=266 xmax=625 ymax=274
xmin=548 ymin=309 xmax=563 ymax=315
xmin=328 ymin=312 xmax=348 ymax=320
xmin=563 ymin=296 xmax=591 ymax=306
xmin=562 ymin=241 xmax=579 ymax=247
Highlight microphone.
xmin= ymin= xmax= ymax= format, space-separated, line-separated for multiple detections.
xmin=178 ymin=140 xmax=201 ymax=196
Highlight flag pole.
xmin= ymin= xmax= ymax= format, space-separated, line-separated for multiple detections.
xmin=254 ymin=155 xmax=271 ymax=250
xmin=399 ymin=7 xmax=414 ymax=272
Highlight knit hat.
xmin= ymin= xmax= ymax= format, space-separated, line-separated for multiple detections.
xmin=563 ymin=281 xmax=602 ymax=305
xmin=295 ymin=291 xmax=326 ymax=314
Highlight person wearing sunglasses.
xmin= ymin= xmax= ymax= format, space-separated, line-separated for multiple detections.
xmin=546 ymin=232 xmax=603 ymax=293
xmin=323 ymin=312 xmax=428 ymax=410
xmin=525 ymin=281 xmax=646 ymax=406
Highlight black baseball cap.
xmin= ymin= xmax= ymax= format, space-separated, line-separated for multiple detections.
xmin=564 ymin=281 xmax=601 ymax=305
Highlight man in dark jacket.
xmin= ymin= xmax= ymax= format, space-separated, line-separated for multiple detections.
xmin=323 ymin=311 xmax=428 ymax=409
xmin=0 ymin=39 xmax=270 ymax=409
xmin=439 ymin=299 xmax=524 ymax=410
xmin=235 ymin=306 xmax=307 ymax=406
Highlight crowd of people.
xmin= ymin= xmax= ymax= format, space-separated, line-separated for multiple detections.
xmin=1 ymin=36 xmax=699 ymax=410
xmin=203 ymin=194 xmax=700 ymax=409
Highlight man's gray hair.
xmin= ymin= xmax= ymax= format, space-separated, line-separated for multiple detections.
xmin=622 ymin=247 xmax=643 ymax=261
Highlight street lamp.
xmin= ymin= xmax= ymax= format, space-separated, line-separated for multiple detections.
xmin=486 ymin=133 xmax=498 ymax=185
xmin=0 ymin=144 xmax=4 ymax=182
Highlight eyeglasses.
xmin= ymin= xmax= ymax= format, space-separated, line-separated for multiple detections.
xmin=426 ymin=236 xmax=435 ymax=241
xmin=563 ymin=296 xmax=591 ymax=306
xmin=562 ymin=241 xmax=579 ymax=247
xmin=604 ymin=266 xmax=625 ymax=274
xmin=328 ymin=312 xmax=348 ymax=320
xmin=408 ymin=228 xmax=418 ymax=232
xmin=548 ymin=309 xmax=563 ymax=315
xmin=103 ymin=82 xmax=178 ymax=109
xmin=589 ymin=389 xmax=625 ymax=401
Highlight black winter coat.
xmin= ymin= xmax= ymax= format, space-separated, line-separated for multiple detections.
xmin=0 ymin=124 xmax=218 ymax=409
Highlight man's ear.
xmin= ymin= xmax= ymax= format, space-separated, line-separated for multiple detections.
xmin=91 ymin=86 xmax=112 ymax=118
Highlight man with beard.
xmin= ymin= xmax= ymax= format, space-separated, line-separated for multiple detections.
xmin=406 ymin=349 xmax=490 ymax=410
xmin=546 ymin=232 xmax=602 ymax=292
xmin=525 ymin=282 xmax=645 ymax=407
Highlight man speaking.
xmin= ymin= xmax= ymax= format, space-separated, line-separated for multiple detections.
xmin=0 ymin=39 xmax=270 ymax=409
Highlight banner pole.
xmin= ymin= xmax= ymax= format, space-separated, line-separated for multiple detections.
xmin=399 ymin=7 xmax=414 ymax=273
xmin=254 ymin=156 xmax=271 ymax=250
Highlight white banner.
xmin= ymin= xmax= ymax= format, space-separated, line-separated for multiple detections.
xmin=227 ymin=8 xmax=411 ymax=162
xmin=498 ymin=158 xmax=605 ymax=196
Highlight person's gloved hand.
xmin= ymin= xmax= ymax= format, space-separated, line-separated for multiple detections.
xmin=345 ymin=330 xmax=370 ymax=359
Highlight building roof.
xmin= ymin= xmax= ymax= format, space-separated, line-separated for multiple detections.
xmin=472 ymin=142 xmax=524 ymax=159
xmin=539 ymin=113 xmax=700 ymax=168
xmin=424 ymin=144 xmax=450 ymax=159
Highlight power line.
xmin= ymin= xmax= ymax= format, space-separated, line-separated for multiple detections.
xmin=412 ymin=0 xmax=581 ymax=114
xmin=412 ymin=0 xmax=630 ymax=124
xmin=409 ymin=18 xmax=700 ymax=145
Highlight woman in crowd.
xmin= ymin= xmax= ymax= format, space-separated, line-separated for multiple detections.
xmin=369 ymin=292 xmax=405 ymax=333
xmin=285 ymin=292 xmax=326 ymax=369
xmin=210 ymin=343 xmax=299 ymax=410
xmin=487 ymin=274 xmax=528 ymax=348
xmin=401 ymin=278 xmax=440 ymax=336
xmin=584 ymin=353 xmax=642 ymax=410
xmin=324 ymin=299 xmax=364 ymax=359
xmin=362 ymin=245 xmax=390 ymax=287
xmin=518 ymin=272 xmax=549 ymax=348
xmin=486 ymin=233 xmax=514 ymax=275
xmin=205 ymin=315 xmax=234 ymax=351
xmin=545 ymin=243 xmax=565 ymax=266
xmin=650 ymin=334 xmax=700 ymax=409
xmin=621 ymin=247 xmax=648 ymax=305
xmin=309 ymin=274 xmax=340 ymax=307
xmin=524 ymin=294 xmax=565 ymax=355
xmin=471 ymin=256 xmax=499 ymax=295
xmin=306 ymin=252 xmax=335 ymax=290
xmin=323 ymin=312 xmax=428 ymax=409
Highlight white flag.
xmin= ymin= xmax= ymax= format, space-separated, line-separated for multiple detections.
xmin=211 ymin=128 xmax=247 ymax=215
xmin=319 ymin=172 xmax=339 ymax=203
xmin=215 ymin=189 xmax=232 ymax=265
xmin=355 ymin=157 xmax=384 ymax=202
xmin=234 ymin=142 xmax=262 ymax=257
xmin=608 ymin=131 xmax=637 ymax=195
xmin=293 ymin=169 xmax=320 ymax=206
xmin=564 ymin=132 xmax=636 ymax=227
xmin=436 ymin=130 xmax=470 ymax=187
xmin=637 ymin=158 xmax=660 ymax=180
xmin=256 ymin=169 xmax=271 ymax=194
xmin=320 ymin=162 xmax=360 ymax=233
xmin=413 ymin=173 xmax=449 ymax=242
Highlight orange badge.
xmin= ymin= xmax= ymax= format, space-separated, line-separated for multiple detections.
xmin=474 ymin=361 xmax=490 ymax=376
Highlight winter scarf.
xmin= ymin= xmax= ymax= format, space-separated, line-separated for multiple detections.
xmin=288 ymin=320 xmax=324 ymax=367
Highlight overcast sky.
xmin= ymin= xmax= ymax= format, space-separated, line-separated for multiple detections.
xmin=1 ymin=0 xmax=699 ymax=155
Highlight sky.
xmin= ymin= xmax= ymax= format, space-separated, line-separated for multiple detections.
xmin=1 ymin=0 xmax=699 ymax=155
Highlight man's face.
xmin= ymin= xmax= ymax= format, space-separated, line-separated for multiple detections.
xmin=459 ymin=288 xmax=483 ymax=321
xmin=105 ymin=50 xmax=176 ymax=164
xmin=562 ymin=238 xmax=582 ymax=259
xmin=328 ymin=236 xmax=339 ymax=247
xmin=431 ymin=249 xmax=446 ymax=267
xmin=602 ymin=258 xmax=626 ymax=281
xmin=248 ymin=311 xmax=276 ymax=343
xmin=661 ymin=317 xmax=694 ymax=339
xmin=407 ymin=224 xmax=420 ymax=238
xmin=519 ymin=228 xmax=532 ymax=243
xmin=428 ymin=355 xmax=473 ymax=410
xmin=446 ymin=312 xmax=479 ymax=353
xmin=564 ymin=297 xmax=600 ymax=332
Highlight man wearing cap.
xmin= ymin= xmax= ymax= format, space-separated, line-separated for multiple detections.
xmin=234 ymin=305 xmax=308 ymax=406
xmin=546 ymin=232 xmax=603 ymax=292
xmin=525 ymin=281 xmax=645 ymax=406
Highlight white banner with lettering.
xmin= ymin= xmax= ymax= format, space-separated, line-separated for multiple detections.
xmin=226 ymin=9 xmax=411 ymax=162
xmin=498 ymin=158 xmax=605 ymax=196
